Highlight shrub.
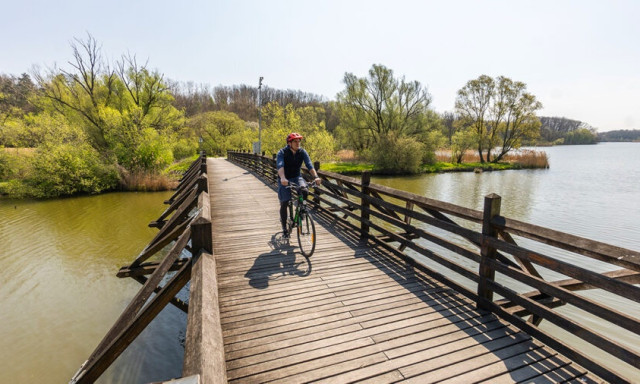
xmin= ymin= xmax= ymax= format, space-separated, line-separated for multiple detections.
xmin=27 ymin=143 xmax=119 ymax=197
xmin=371 ymin=133 xmax=425 ymax=174
xmin=0 ymin=179 xmax=37 ymax=198
xmin=173 ymin=138 xmax=199 ymax=160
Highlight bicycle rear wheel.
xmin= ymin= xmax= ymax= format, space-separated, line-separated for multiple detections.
xmin=297 ymin=210 xmax=316 ymax=257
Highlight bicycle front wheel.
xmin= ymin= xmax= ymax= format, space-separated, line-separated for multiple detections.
xmin=297 ymin=210 xmax=316 ymax=257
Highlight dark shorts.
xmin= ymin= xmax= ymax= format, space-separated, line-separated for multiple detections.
xmin=278 ymin=176 xmax=307 ymax=203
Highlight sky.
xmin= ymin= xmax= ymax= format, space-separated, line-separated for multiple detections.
xmin=1 ymin=0 xmax=639 ymax=132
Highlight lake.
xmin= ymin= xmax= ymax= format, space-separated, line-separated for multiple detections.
xmin=0 ymin=191 xmax=185 ymax=383
xmin=0 ymin=142 xmax=638 ymax=382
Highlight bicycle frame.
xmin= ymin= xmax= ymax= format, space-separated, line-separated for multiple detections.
xmin=287 ymin=182 xmax=312 ymax=229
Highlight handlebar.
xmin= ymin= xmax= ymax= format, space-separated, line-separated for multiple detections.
xmin=285 ymin=180 xmax=319 ymax=190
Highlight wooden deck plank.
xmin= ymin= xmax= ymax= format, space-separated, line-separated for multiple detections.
xmin=206 ymin=157 xmax=600 ymax=383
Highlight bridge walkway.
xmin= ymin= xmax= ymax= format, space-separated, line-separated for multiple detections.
xmin=207 ymin=157 xmax=596 ymax=383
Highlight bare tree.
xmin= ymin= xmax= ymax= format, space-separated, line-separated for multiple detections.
xmin=35 ymin=33 xmax=115 ymax=149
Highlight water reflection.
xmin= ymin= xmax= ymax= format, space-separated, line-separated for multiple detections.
xmin=0 ymin=191 xmax=186 ymax=384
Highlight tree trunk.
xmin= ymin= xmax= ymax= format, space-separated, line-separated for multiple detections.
xmin=477 ymin=144 xmax=485 ymax=163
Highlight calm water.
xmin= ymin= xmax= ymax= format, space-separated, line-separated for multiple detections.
xmin=1 ymin=143 xmax=639 ymax=382
xmin=0 ymin=191 xmax=185 ymax=384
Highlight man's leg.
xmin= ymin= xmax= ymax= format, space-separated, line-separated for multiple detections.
xmin=280 ymin=201 xmax=289 ymax=235
xmin=278 ymin=183 xmax=292 ymax=237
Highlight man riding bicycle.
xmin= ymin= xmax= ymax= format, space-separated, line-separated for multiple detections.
xmin=277 ymin=132 xmax=322 ymax=238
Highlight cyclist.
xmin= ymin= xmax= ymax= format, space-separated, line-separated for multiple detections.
xmin=276 ymin=132 xmax=322 ymax=238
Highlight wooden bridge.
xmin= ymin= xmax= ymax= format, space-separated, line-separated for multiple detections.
xmin=70 ymin=153 xmax=640 ymax=383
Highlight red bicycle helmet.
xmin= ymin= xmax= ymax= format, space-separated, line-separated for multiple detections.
xmin=286 ymin=132 xmax=304 ymax=142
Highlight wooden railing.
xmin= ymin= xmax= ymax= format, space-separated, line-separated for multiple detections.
xmin=228 ymin=150 xmax=640 ymax=383
xmin=71 ymin=153 xmax=226 ymax=384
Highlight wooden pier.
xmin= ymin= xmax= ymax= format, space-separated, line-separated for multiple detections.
xmin=70 ymin=153 xmax=640 ymax=383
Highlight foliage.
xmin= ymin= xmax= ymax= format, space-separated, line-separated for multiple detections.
xmin=169 ymin=81 xmax=327 ymax=120
xmin=597 ymin=129 xmax=640 ymax=142
xmin=13 ymin=118 xmax=119 ymax=197
xmin=422 ymin=161 xmax=514 ymax=173
xmin=320 ymin=162 xmax=374 ymax=174
xmin=259 ymin=102 xmax=336 ymax=162
xmin=188 ymin=110 xmax=255 ymax=156
xmin=450 ymin=129 xmax=477 ymax=163
xmin=304 ymin=129 xmax=337 ymax=163
xmin=294 ymin=105 xmax=336 ymax=162
xmin=371 ymin=132 xmax=425 ymax=174
xmin=172 ymin=138 xmax=199 ymax=160
xmin=539 ymin=116 xmax=585 ymax=143
xmin=455 ymin=75 xmax=542 ymax=162
xmin=260 ymin=102 xmax=299 ymax=155
xmin=417 ymin=126 xmax=446 ymax=165
xmin=337 ymin=64 xmax=433 ymax=149
xmin=0 ymin=73 xmax=39 ymax=123
xmin=101 ymin=107 xmax=174 ymax=172
xmin=35 ymin=34 xmax=184 ymax=173
xmin=27 ymin=142 xmax=119 ymax=197
xmin=440 ymin=111 xmax=457 ymax=146
xmin=0 ymin=147 xmax=18 ymax=180
xmin=564 ymin=128 xmax=598 ymax=144
xmin=163 ymin=154 xmax=200 ymax=176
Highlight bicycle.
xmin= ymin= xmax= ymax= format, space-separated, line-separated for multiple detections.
xmin=285 ymin=180 xmax=318 ymax=257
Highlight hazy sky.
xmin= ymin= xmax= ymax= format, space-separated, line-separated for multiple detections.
xmin=1 ymin=0 xmax=638 ymax=132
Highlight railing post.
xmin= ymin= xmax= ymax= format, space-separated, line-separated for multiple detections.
xmin=200 ymin=157 xmax=207 ymax=175
xmin=191 ymin=193 xmax=212 ymax=256
xmin=197 ymin=173 xmax=208 ymax=194
xmin=478 ymin=193 xmax=501 ymax=310
xmin=313 ymin=161 xmax=321 ymax=205
xmin=360 ymin=171 xmax=371 ymax=238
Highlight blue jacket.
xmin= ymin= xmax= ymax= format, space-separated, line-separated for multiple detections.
xmin=276 ymin=145 xmax=314 ymax=180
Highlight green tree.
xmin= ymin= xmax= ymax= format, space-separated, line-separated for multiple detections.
xmin=565 ymin=128 xmax=598 ymax=144
xmin=1 ymin=73 xmax=38 ymax=123
xmin=337 ymin=64 xmax=433 ymax=147
xmin=188 ymin=110 xmax=253 ymax=156
xmin=24 ymin=118 xmax=118 ymax=197
xmin=256 ymin=102 xmax=295 ymax=156
xmin=454 ymin=75 xmax=494 ymax=163
xmin=35 ymin=34 xmax=184 ymax=172
xmin=450 ymin=129 xmax=477 ymax=163
xmin=455 ymin=75 xmax=542 ymax=163
xmin=490 ymin=77 xmax=542 ymax=161
xmin=259 ymin=102 xmax=336 ymax=162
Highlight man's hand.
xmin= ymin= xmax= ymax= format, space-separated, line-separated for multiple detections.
xmin=314 ymin=177 xmax=322 ymax=186
xmin=281 ymin=178 xmax=289 ymax=186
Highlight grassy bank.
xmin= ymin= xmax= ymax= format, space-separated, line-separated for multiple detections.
xmin=321 ymin=149 xmax=549 ymax=175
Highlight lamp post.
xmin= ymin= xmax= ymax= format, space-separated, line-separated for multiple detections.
xmin=258 ymin=76 xmax=263 ymax=154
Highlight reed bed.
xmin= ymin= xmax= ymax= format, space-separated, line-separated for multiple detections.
xmin=119 ymin=171 xmax=178 ymax=191
xmin=437 ymin=149 xmax=549 ymax=168
xmin=503 ymin=149 xmax=550 ymax=168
